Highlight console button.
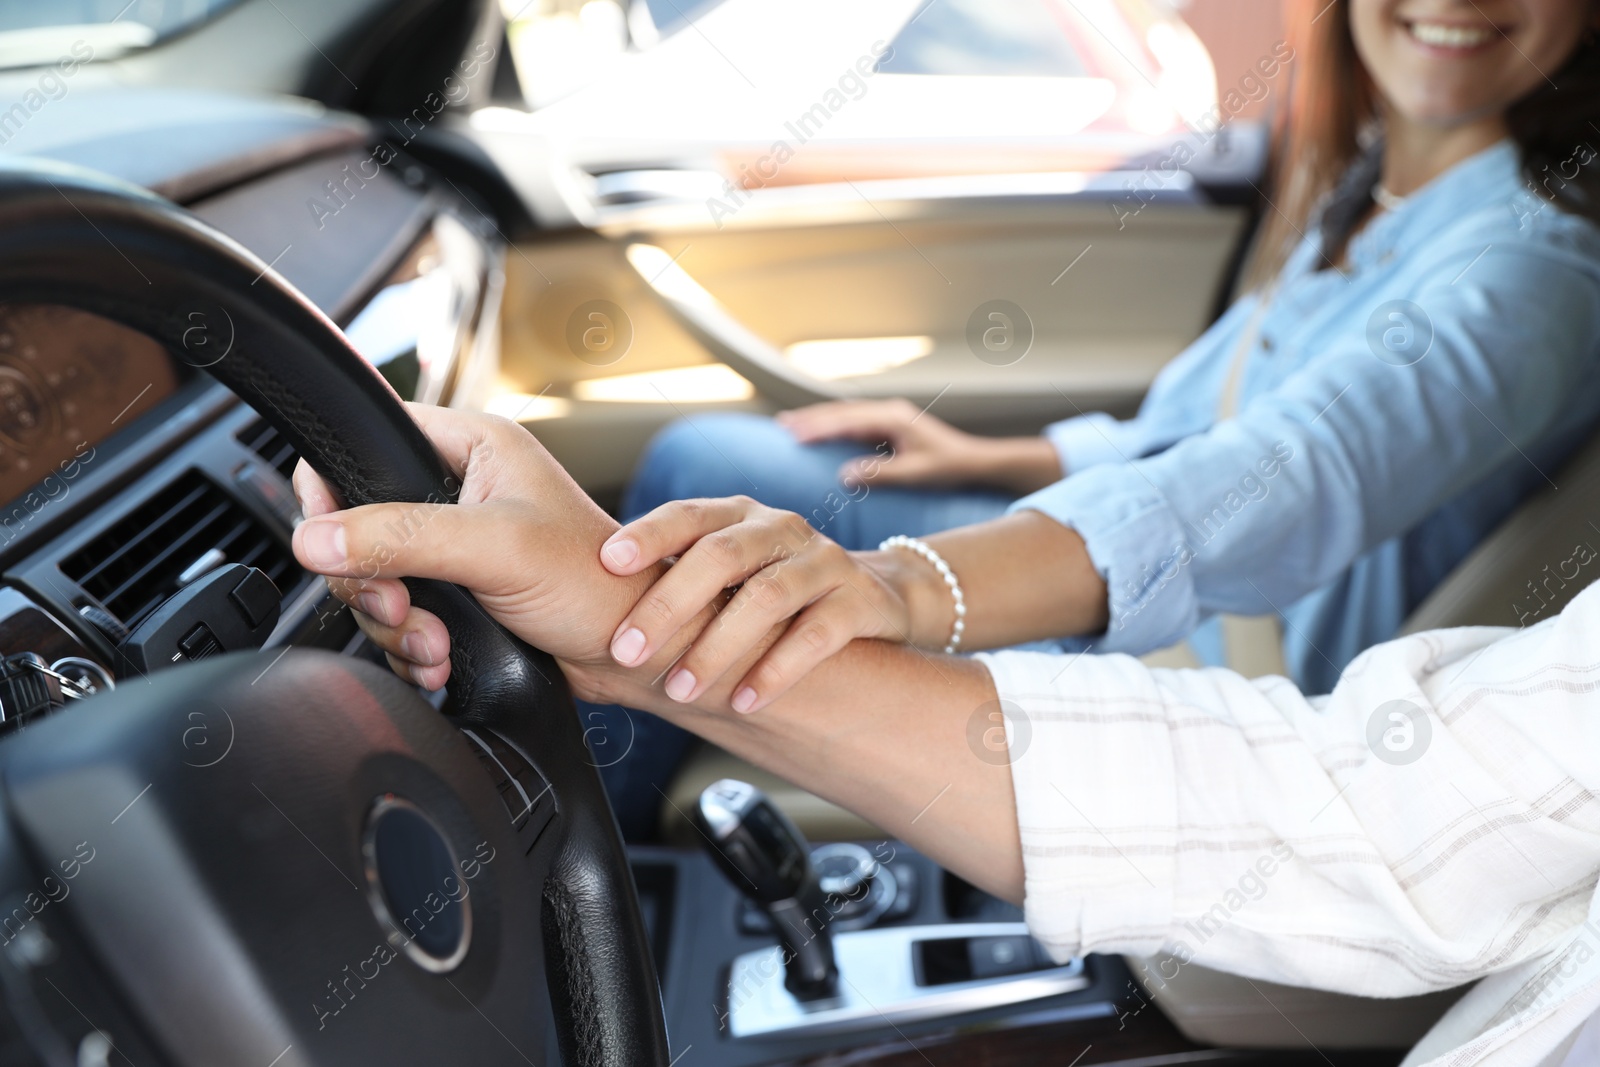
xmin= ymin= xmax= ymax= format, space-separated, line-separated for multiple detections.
xmin=229 ymin=568 xmax=280 ymax=629
xmin=968 ymin=935 xmax=1040 ymax=979
xmin=177 ymin=622 xmax=221 ymax=660
xmin=883 ymin=863 xmax=917 ymax=919
xmin=461 ymin=728 xmax=555 ymax=852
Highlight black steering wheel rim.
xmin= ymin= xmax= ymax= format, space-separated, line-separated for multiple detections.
xmin=0 ymin=157 xmax=668 ymax=1067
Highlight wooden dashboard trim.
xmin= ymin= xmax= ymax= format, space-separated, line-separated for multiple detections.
xmin=0 ymin=585 xmax=103 ymax=679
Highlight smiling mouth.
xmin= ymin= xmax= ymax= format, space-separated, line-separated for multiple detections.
xmin=1401 ymin=18 xmax=1504 ymax=51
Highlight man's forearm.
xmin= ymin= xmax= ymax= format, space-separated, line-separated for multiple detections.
xmin=565 ymin=605 xmax=1026 ymax=905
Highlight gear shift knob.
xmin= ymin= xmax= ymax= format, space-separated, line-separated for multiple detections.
xmin=693 ymin=779 xmax=839 ymax=1001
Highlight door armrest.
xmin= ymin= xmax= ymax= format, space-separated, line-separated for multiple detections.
xmin=625 ymin=243 xmax=845 ymax=409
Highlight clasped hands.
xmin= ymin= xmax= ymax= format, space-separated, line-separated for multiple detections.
xmin=289 ymin=405 xmax=952 ymax=715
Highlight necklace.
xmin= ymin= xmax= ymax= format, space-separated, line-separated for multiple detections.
xmin=1372 ymin=183 xmax=1407 ymax=212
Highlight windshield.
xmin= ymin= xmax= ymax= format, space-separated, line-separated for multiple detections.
xmin=0 ymin=0 xmax=243 ymax=67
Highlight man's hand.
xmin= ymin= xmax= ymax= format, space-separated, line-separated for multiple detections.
xmin=778 ymin=399 xmax=1062 ymax=494
xmin=286 ymin=406 xmax=1026 ymax=905
xmin=290 ymin=404 xmax=658 ymax=690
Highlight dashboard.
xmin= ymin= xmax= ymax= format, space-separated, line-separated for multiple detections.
xmin=0 ymin=90 xmax=505 ymax=724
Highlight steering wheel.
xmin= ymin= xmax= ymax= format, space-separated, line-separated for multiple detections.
xmin=0 ymin=159 xmax=670 ymax=1067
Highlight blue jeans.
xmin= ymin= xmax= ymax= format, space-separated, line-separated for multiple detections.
xmin=585 ymin=413 xmax=1015 ymax=839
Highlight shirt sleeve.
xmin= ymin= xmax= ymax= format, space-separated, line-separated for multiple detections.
xmin=1015 ymin=238 xmax=1600 ymax=654
xmin=979 ymin=579 xmax=1600 ymax=1007
xmin=1041 ymin=411 xmax=1148 ymax=474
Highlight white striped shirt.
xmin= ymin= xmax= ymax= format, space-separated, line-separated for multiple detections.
xmin=981 ymin=579 xmax=1600 ymax=1066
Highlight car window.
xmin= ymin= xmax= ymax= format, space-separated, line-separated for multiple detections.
xmin=0 ymin=0 xmax=240 ymax=38
xmin=504 ymin=0 xmax=733 ymax=109
xmin=636 ymin=0 xmax=726 ymax=39
xmin=0 ymin=0 xmax=242 ymax=68
xmin=878 ymin=0 xmax=1087 ymax=78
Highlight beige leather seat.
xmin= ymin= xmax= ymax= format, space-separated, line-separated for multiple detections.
xmin=1401 ymin=427 xmax=1600 ymax=635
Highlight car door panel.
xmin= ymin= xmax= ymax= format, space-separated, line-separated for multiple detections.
xmin=496 ymin=177 xmax=1250 ymax=501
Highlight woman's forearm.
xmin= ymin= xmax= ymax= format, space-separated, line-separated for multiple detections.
xmin=972 ymin=435 xmax=1063 ymax=494
xmin=565 ymin=605 xmax=1026 ymax=905
xmin=862 ymin=510 xmax=1108 ymax=651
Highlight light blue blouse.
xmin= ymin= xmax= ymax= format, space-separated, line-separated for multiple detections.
xmin=1019 ymin=140 xmax=1600 ymax=692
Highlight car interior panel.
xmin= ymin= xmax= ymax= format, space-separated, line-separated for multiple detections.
xmin=0 ymin=0 xmax=1582 ymax=1064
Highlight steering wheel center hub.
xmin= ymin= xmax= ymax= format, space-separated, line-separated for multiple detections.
xmin=362 ymin=796 xmax=472 ymax=974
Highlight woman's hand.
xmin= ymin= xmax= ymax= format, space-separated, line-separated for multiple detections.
xmin=289 ymin=404 xmax=658 ymax=690
xmin=778 ymin=399 xmax=1062 ymax=494
xmin=599 ymin=497 xmax=930 ymax=714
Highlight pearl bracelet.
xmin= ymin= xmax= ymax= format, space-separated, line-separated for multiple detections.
xmin=878 ymin=535 xmax=966 ymax=654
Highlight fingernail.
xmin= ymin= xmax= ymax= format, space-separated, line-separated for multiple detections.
xmin=665 ymin=669 xmax=696 ymax=702
xmin=732 ymin=687 xmax=758 ymax=714
xmin=411 ymin=663 xmax=445 ymax=692
xmin=355 ymin=592 xmax=382 ymax=620
xmin=604 ymin=538 xmax=639 ymax=569
xmin=299 ymin=520 xmax=347 ymax=570
xmin=402 ymin=631 xmax=435 ymax=665
xmin=611 ymin=627 xmax=647 ymax=666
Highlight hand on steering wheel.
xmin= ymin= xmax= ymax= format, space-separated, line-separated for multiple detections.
xmin=291 ymin=404 xmax=653 ymax=691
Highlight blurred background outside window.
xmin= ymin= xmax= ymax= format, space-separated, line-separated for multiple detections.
xmin=501 ymin=0 xmax=1285 ymax=131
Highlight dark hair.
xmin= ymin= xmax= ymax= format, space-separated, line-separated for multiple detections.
xmin=1242 ymin=0 xmax=1600 ymax=291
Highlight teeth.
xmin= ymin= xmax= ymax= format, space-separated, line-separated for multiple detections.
xmin=1407 ymin=21 xmax=1497 ymax=48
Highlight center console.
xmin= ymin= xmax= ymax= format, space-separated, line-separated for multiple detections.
xmin=629 ymin=780 xmax=1129 ymax=1067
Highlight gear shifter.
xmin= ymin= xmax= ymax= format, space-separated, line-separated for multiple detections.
xmin=693 ymin=779 xmax=839 ymax=1001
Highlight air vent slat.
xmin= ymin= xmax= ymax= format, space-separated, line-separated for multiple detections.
xmin=120 ymin=592 xmax=170 ymax=631
xmin=61 ymin=471 xmax=307 ymax=629
xmin=98 ymin=501 xmax=233 ymax=609
xmin=212 ymin=517 xmax=264 ymax=555
xmin=237 ymin=416 xmax=300 ymax=481
xmin=72 ymin=482 xmax=213 ymax=588
xmin=234 ymin=535 xmax=279 ymax=572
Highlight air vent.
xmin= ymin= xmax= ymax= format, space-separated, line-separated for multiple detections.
xmin=60 ymin=471 xmax=306 ymax=629
xmin=236 ymin=415 xmax=299 ymax=481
